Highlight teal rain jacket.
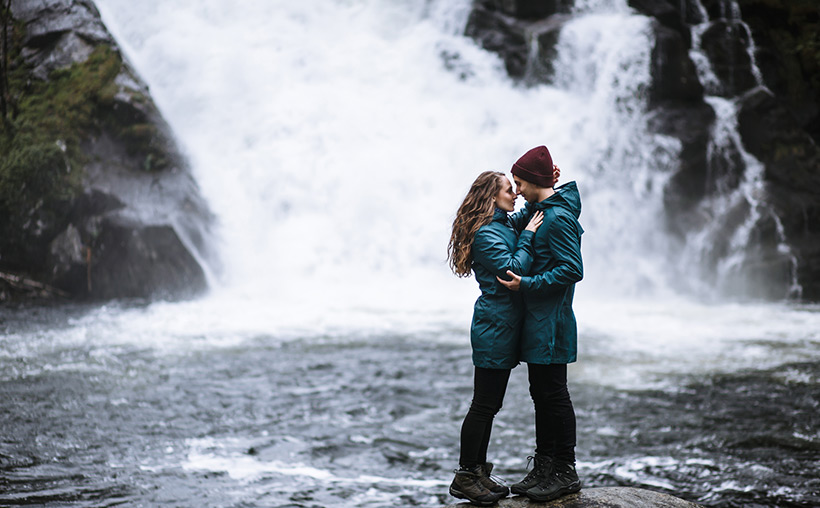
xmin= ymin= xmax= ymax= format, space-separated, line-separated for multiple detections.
xmin=470 ymin=208 xmax=536 ymax=369
xmin=510 ymin=181 xmax=584 ymax=365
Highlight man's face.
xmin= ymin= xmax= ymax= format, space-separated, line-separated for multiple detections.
xmin=513 ymin=176 xmax=537 ymax=203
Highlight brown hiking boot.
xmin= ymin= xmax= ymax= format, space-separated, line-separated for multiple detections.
xmin=510 ymin=454 xmax=551 ymax=495
xmin=449 ymin=466 xmax=505 ymax=506
xmin=478 ymin=462 xmax=510 ymax=497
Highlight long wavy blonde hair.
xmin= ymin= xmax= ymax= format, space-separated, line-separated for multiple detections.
xmin=447 ymin=171 xmax=505 ymax=277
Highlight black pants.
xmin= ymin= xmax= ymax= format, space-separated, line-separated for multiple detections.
xmin=459 ymin=367 xmax=511 ymax=468
xmin=528 ymin=363 xmax=576 ymax=464
xmin=459 ymin=363 xmax=576 ymax=467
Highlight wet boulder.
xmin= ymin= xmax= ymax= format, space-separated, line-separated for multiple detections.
xmin=444 ymin=486 xmax=703 ymax=507
xmin=648 ymin=21 xmax=704 ymax=106
xmin=478 ymin=0 xmax=571 ymax=20
xmin=627 ymin=0 xmax=692 ymax=47
xmin=465 ymin=2 xmax=571 ymax=82
xmin=652 ymin=101 xmax=716 ymax=232
xmin=465 ymin=3 xmax=530 ymax=78
xmin=11 ymin=0 xmax=111 ymax=80
xmin=698 ymin=19 xmax=759 ymax=97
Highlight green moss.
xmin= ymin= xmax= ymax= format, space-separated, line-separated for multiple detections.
xmin=0 ymin=142 xmax=69 ymax=208
xmin=0 ymin=28 xmax=175 ymax=228
xmin=120 ymin=122 xmax=169 ymax=170
xmin=1 ymin=41 xmax=126 ymax=219
xmin=9 ymin=44 xmax=121 ymax=154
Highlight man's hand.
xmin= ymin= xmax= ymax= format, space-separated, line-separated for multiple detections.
xmin=497 ymin=270 xmax=522 ymax=291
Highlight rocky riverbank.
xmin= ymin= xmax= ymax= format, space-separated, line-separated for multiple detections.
xmin=0 ymin=0 xmax=212 ymax=302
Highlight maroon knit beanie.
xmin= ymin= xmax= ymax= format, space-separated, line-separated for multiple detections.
xmin=511 ymin=145 xmax=554 ymax=188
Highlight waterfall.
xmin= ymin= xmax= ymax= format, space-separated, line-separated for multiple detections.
xmin=683 ymin=0 xmax=801 ymax=298
xmin=92 ymin=0 xmax=689 ymax=312
xmin=90 ymin=0 xmax=802 ymax=318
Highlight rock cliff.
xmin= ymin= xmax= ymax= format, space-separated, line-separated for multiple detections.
xmin=0 ymin=0 xmax=212 ymax=301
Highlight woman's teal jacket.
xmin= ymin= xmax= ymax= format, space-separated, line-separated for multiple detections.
xmin=509 ymin=182 xmax=584 ymax=365
xmin=469 ymin=209 xmax=535 ymax=369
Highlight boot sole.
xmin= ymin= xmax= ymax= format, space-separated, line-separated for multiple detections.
xmin=449 ymin=487 xmax=502 ymax=506
xmin=525 ymin=481 xmax=581 ymax=503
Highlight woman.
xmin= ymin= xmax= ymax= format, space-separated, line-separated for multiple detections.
xmin=446 ymin=171 xmax=544 ymax=506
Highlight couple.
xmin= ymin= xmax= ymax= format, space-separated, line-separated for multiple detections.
xmin=446 ymin=145 xmax=584 ymax=505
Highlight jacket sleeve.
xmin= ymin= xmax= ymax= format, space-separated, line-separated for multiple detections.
xmin=472 ymin=228 xmax=535 ymax=280
xmin=520 ymin=215 xmax=583 ymax=293
xmin=507 ymin=206 xmax=533 ymax=233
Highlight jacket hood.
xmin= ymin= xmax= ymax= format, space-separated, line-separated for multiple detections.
xmin=529 ymin=181 xmax=581 ymax=219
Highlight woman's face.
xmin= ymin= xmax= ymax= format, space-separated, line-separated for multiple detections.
xmin=494 ymin=176 xmax=516 ymax=212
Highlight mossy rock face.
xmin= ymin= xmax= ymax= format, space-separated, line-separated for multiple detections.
xmin=1 ymin=0 xmax=211 ymax=301
xmin=1 ymin=44 xmax=120 ymax=239
xmin=734 ymin=0 xmax=820 ymax=142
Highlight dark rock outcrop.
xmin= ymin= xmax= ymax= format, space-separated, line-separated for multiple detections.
xmin=648 ymin=21 xmax=704 ymax=105
xmin=444 ymin=487 xmax=703 ymax=507
xmin=463 ymin=0 xmax=820 ymax=300
xmin=481 ymin=0 xmax=571 ymax=20
xmin=734 ymin=0 xmax=820 ymax=145
xmin=639 ymin=1 xmax=820 ymax=300
xmin=653 ymin=102 xmax=716 ymax=227
xmin=465 ymin=2 xmax=571 ymax=82
xmin=465 ymin=4 xmax=529 ymax=78
xmin=1 ymin=0 xmax=212 ymax=301
xmin=627 ymin=0 xmax=694 ymax=47
xmin=699 ymin=19 xmax=758 ymax=97
xmin=737 ymin=86 xmax=820 ymax=300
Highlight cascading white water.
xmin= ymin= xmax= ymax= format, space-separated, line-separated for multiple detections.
xmin=69 ymin=0 xmax=818 ymax=386
xmin=685 ymin=0 xmax=801 ymax=297
xmin=92 ymin=0 xmax=680 ymax=304
xmin=551 ymin=7 xmax=681 ymax=294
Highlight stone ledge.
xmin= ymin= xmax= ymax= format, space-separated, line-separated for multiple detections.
xmin=445 ymin=487 xmax=703 ymax=507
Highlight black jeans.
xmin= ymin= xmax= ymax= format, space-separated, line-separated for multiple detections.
xmin=459 ymin=366 xmax=511 ymax=468
xmin=528 ymin=363 xmax=576 ymax=463
xmin=458 ymin=364 xmax=577 ymax=467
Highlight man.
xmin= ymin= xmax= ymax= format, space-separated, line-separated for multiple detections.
xmin=497 ymin=145 xmax=584 ymax=503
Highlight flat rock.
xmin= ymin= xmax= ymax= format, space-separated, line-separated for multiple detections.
xmin=445 ymin=487 xmax=702 ymax=507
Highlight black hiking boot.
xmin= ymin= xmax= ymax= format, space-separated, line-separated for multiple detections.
xmin=478 ymin=462 xmax=509 ymax=497
xmin=510 ymin=454 xmax=551 ymax=495
xmin=525 ymin=460 xmax=581 ymax=502
xmin=449 ymin=466 xmax=505 ymax=506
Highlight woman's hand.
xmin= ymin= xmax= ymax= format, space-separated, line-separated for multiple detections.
xmin=525 ymin=210 xmax=544 ymax=233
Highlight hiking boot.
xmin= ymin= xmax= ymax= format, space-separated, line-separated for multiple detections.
xmin=525 ymin=460 xmax=581 ymax=502
xmin=478 ymin=462 xmax=509 ymax=497
xmin=510 ymin=454 xmax=551 ymax=495
xmin=449 ymin=466 xmax=505 ymax=506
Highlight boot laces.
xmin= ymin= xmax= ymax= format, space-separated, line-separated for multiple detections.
xmin=521 ymin=455 xmax=548 ymax=482
xmin=480 ymin=464 xmax=507 ymax=486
